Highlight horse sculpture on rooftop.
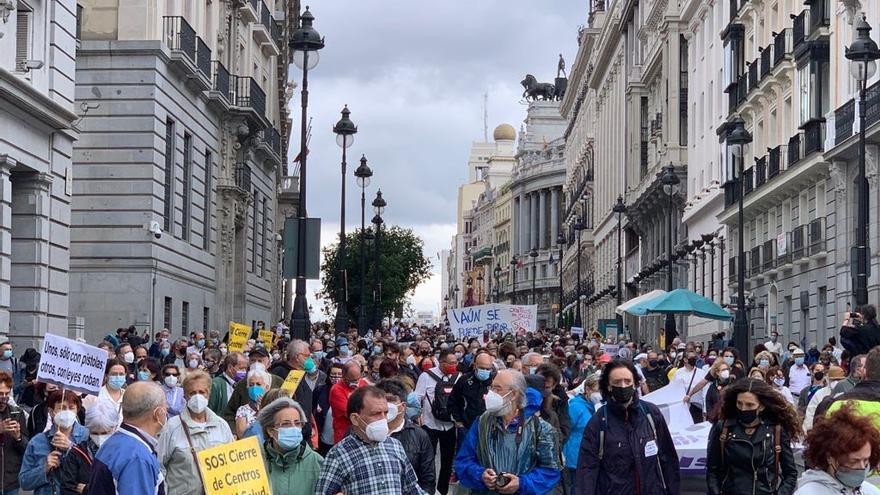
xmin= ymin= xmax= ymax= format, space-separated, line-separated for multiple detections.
xmin=521 ymin=74 xmax=556 ymax=101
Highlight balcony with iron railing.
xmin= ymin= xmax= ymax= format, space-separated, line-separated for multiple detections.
xmin=723 ymin=179 xmax=740 ymax=209
xmin=728 ymin=83 xmax=739 ymax=115
xmin=791 ymin=224 xmax=807 ymax=260
xmin=808 ymin=217 xmax=826 ymax=256
xmin=235 ymin=163 xmax=252 ymax=193
xmin=762 ymin=239 xmax=776 ymax=272
xmin=755 ymin=156 xmax=767 ymax=187
xmin=768 ymin=144 xmax=785 ymax=179
xmin=749 ymin=246 xmax=762 ymax=277
xmin=254 ymin=4 xmax=280 ymax=55
xmin=802 ymin=120 xmax=825 ymax=156
xmin=867 ymin=80 xmax=880 ymax=129
xmin=743 ymin=166 xmax=754 ymax=195
xmin=773 ymin=29 xmax=792 ymax=67
xmin=792 ymin=10 xmax=807 ymax=50
xmin=788 ymin=132 xmax=802 ymax=167
xmin=737 ymin=73 xmax=748 ymax=106
xmin=807 ymin=0 xmax=830 ymax=38
xmin=835 ymin=98 xmax=855 ymax=146
xmin=748 ymin=59 xmax=758 ymax=90
xmin=240 ymin=0 xmax=259 ymax=23
xmin=231 ymin=75 xmax=266 ymax=120
xmin=760 ymin=45 xmax=772 ymax=80
xmin=195 ymin=37 xmax=212 ymax=82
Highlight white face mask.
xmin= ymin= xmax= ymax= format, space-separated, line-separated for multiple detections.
xmin=188 ymin=359 xmax=200 ymax=369
xmin=406 ymin=355 xmax=416 ymax=366
xmin=123 ymin=352 xmax=135 ymax=364
xmin=484 ymin=390 xmax=511 ymax=414
xmin=164 ymin=375 xmax=178 ymax=387
xmin=187 ymin=394 xmax=208 ymax=414
xmin=386 ymin=402 xmax=399 ymax=423
xmin=54 ymin=410 xmax=77 ymax=430
xmin=719 ymin=370 xmax=731 ymax=381
xmin=91 ymin=433 xmax=111 ymax=447
xmin=589 ymin=392 xmax=604 ymax=404
xmin=363 ymin=417 xmax=389 ymax=443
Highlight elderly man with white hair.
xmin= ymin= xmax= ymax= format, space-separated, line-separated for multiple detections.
xmin=60 ymin=398 xmax=119 ymax=494
xmin=454 ymin=369 xmax=561 ymax=494
xmin=158 ymin=370 xmax=234 ymax=495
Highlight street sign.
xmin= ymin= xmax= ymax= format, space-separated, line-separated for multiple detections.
xmin=282 ymin=217 xmax=321 ymax=279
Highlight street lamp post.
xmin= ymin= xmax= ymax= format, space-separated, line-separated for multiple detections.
xmin=332 ymin=105 xmax=357 ymax=333
xmin=728 ymin=116 xmax=753 ymax=361
xmin=509 ymin=257 xmax=518 ymax=304
xmin=846 ymin=15 xmax=880 ymax=308
xmin=613 ymin=195 xmax=627 ymax=336
xmin=371 ymin=190 xmax=386 ymax=328
xmin=661 ymin=164 xmax=681 ymax=342
xmin=529 ymin=248 xmax=538 ymax=306
xmin=354 ymin=155 xmax=373 ymax=335
xmin=288 ymin=7 xmax=324 ymax=340
xmin=574 ymin=219 xmax=584 ymax=328
xmin=476 ymin=273 xmax=484 ymax=304
xmin=556 ymin=232 xmax=566 ymax=328
xmin=493 ymin=265 xmax=502 ymax=303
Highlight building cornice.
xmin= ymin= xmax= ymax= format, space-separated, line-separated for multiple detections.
xmin=0 ymin=68 xmax=77 ymax=131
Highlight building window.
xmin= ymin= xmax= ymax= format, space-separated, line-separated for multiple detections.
xmin=15 ymin=5 xmax=33 ymax=72
xmin=181 ymin=301 xmax=189 ymax=334
xmin=163 ymin=119 xmax=175 ymax=233
xmin=163 ymin=297 xmax=172 ymax=330
xmin=640 ymin=97 xmax=649 ymax=177
xmin=679 ymin=34 xmax=688 ymax=147
xmin=203 ymin=306 xmax=210 ymax=331
xmin=76 ymin=4 xmax=83 ymax=45
xmin=203 ymin=150 xmax=212 ymax=250
xmin=798 ymin=64 xmax=810 ymax=125
xmin=182 ymin=133 xmax=192 ymax=241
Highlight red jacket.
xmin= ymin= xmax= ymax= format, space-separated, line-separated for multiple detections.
xmin=329 ymin=380 xmax=357 ymax=443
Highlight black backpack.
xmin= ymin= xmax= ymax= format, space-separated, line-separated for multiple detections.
xmin=426 ymin=370 xmax=459 ymax=422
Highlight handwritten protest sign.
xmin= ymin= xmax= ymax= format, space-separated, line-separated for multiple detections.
xmin=446 ymin=304 xmax=537 ymax=340
xmin=196 ymin=436 xmax=271 ymax=495
xmin=38 ymin=333 xmax=108 ymax=395
xmin=227 ymin=322 xmax=251 ymax=353
xmin=281 ymin=370 xmax=305 ymax=394
xmin=257 ymin=329 xmax=275 ymax=347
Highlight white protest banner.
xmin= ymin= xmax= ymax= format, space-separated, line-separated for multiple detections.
xmin=38 ymin=333 xmax=108 ymax=396
xmin=446 ymin=304 xmax=537 ymax=340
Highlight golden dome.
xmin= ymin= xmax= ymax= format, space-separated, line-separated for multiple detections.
xmin=493 ymin=123 xmax=516 ymax=141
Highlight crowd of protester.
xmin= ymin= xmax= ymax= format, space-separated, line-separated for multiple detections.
xmin=0 ymin=305 xmax=875 ymax=494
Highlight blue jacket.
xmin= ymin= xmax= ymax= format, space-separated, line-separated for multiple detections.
xmin=563 ymin=395 xmax=595 ymax=469
xmin=576 ymin=399 xmax=680 ymax=495
xmin=19 ymin=422 xmax=90 ymax=495
xmin=87 ymin=424 xmax=164 ymax=495
xmin=454 ymin=388 xmax=561 ymax=495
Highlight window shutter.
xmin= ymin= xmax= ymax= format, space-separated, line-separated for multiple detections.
xmin=15 ymin=10 xmax=30 ymax=70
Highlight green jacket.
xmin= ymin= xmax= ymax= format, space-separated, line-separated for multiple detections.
xmin=264 ymin=442 xmax=323 ymax=495
xmin=222 ymin=374 xmax=284 ymax=430
xmin=208 ymin=374 xmax=234 ymax=416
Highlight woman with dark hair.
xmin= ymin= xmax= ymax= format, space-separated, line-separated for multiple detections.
xmin=536 ymin=363 xmax=571 ymax=439
xmin=706 ymin=378 xmax=799 ymax=495
xmin=136 ymin=357 xmax=161 ymax=382
xmin=795 ymin=404 xmax=880 ymax=494
xmin=721 ymin=346 xmax=746 ymax=379
xmin=577 ymin=359 xmax=680 ymax=494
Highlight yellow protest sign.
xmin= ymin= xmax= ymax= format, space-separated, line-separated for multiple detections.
xmin=196 ymin=436 xmax=271 ymax=495
xmin=281 ymin=369 xmax=305 ymax=394
xmin=227 ymin=322 xmax=252 ymax=353
xmin=257 ymin=329 xmax=275 ymax=347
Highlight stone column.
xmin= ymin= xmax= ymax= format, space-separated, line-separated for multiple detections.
xmin=0 ymin=158 xmax=12 ymax=337
xmin=9 ymin=173 xmax=52 ymax=347
xmin=550 ymin=187 xmax=559 ymax=242
xmin=538 ymin=189 xmax=547 ymax=250
xmin=512 ymin=197 xmax=520 ymax=255
xmin=521 ymin=194 xmax=529 ymax=255
xmin=530 ymin=193 xmax=538 ymax=250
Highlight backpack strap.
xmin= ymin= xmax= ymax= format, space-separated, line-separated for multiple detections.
xmin=773 ymin=424 xmax=782 ymax=488
xmin=426 ymin=370 xmax=442 ymax=382
xmin=719 ymin=425 xmax=729 ymax=466
xmin=598 ymin=405 xmax=607 ymax=461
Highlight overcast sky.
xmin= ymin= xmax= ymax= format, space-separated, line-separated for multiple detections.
xmin=298 ymin=1 xmax=584 ymax=319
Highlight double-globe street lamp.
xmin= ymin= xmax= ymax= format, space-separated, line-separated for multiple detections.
xmin=847 ymin=15 xmax=880 ymax=308
xmin=529 ymin=248 xmax=539 ymax=306
xmin=354 ymin=155 xmax=373 ymax=335
xmin=371 ymin=190 xmax=386 ymax=328
xmin=333 ymin=106 xmax=357 ymax=333
xmin=728 ymin=116 xmax=753 ymax=361
xmin=509 ymin=256 xmax=518 ymax=304
xmin=661 ymin=164 xmax=681 ymax=343
xmin=613 ymin=195 xmax=627 ymax=336
xmin=288 ymin=7 xmax=324 ymax=340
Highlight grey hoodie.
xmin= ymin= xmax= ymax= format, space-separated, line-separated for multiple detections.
xmin=794 ymin=469 xmax=880 ymax=495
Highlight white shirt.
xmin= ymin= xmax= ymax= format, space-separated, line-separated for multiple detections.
xmin=414 ymin=366 xmax=456 ymax=431
xmin=774 ymin=385 xmax=796 ymax=406
xmin=764 ymin=341 xmax=783 ymax=355
xmin=788 ymin=364 xmax=811 ymax=395
xmin=673 ymin=366 xmax=707 ymax=406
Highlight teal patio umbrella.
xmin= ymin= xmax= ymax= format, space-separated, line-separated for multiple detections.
xmin=644 ymin=288 xmax=732 ymax=321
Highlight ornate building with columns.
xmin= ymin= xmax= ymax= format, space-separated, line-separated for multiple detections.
xmin=508 ymin=101 xmax=566 ymax=327
xmin=0 ymin=0 xmax=79 ymax=347
xmin=70 ymin=0 xmax=293 ymax=341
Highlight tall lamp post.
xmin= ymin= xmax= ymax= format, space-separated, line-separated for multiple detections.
xmin=332 ymin=105 xmax=357 ymax=333
xmin=493 ymin=264 xmax=502 ymax=302
xmin=476 ymin=273 xmax=484 ymax=304
xmin=613 ymin=195 xmax=627 ymax=336
xmin=354 ymin=155 xmax=373 ymax=335
xmin=371 ymin=190 xmax=386 ymax=328
xmin=509 ymin=256 xmax=518 ymax=304
xmin=529 ymin=248 xmax=539 ymax=306
xmin=556 ymin=232 xmax=566 ymax=328
xmin=661 ymin=164 xmax=681 ymax=342
xmin=288 ymin=7 xmax=324 ymax=340
xmin=847 ymin=16 xmax=880 ymax=308
xmin=728 ymin=116 xmax=753 ymax=361
xmin=574 ymin=219 xmax=584 ymax=327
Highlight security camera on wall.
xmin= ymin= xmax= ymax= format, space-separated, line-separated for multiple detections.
xmin=144 ymin=221 xmax=162 ymax=239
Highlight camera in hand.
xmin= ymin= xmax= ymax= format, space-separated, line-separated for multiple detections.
xmin=852 ymin=313 xmax=864 ymax=328
xmin=495 ymin=472 xmax=510 ymax=488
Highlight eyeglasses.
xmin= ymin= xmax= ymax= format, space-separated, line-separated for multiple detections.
xmin=275 ymin=420 xmax=304 ymax=428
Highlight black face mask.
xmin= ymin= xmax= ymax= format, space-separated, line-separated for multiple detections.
xmin=648 ymin=359 xmax=659 ymax=368
xmin=609 ymin=385 xmax=635 ymax=404
xmin=737 ymin=408 xmax=759 ymax=425
xmin=687 ymin=357 xmax=697 ymax=366
xmin=814 ymin=372 xmax=825 ymax=382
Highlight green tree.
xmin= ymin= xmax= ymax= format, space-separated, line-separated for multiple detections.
xmin=318 ymin=225 xmax=432 ymax=325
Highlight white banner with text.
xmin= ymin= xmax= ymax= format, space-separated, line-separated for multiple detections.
xmin=446 ymin=304 xmax=537 ymax=339
xmin=37 ymin=333 xmax=108 ymax=395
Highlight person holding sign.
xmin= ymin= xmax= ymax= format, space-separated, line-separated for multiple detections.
xmin=0 ymin=371 xmax=27 ymax=495
xmin=19 ymin=390 xmax=89 ymax=495
xmin=257 ymin=397 xmax=324 ymax=495
xmin=157 ymin=370 xmax=234 ymax=495
xmin=60 ymin=398 xmax=119 ymax=495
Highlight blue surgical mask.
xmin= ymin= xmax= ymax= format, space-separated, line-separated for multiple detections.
xmin=340 ymin=345 xmax=349 ymax=355
xmin=137 ymin=371 xmax=151 ymax=382
xmin=312 ymin=351 xmax=325 ymax=361
xmin=107 ymin=376 xmax=126 ymax=390
xmin=724 ymin=356 xmax=735 ymax=366
xmin=794 ymin=357 xmax=805 ymax=366
xmin=303 ymin=357 xmax=316 ymax=373
xmin=759 ymin=359 xmax=770 ymax=367
xmin=197 ymin=339 xmax=206 ymax=348
xmin=248 ymin=385 xmax=264 ymax=402
xmin=835 ymin=466 xmax=869 ymax=489
xmin=475 ymin=369 xmax=492 ymax=382
xmin=276 ymin=426 xmax=303 ymax=450
xmin=405 ymin=391 xmax=421 ymax=419
xmin=161 ymin=348 xmax=170 ymax=357
xmin=1 ymin=350 xmax=12 ymax=360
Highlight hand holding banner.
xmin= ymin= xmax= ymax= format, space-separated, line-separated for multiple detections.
xmin=38 ymin=333 xmax=108 ymax=396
